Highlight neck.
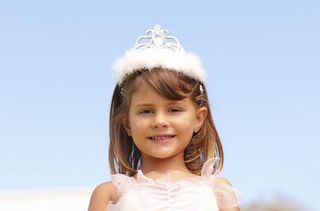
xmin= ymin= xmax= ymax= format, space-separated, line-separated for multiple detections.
xmin=140 ymin=155 xmax=190 ymax=175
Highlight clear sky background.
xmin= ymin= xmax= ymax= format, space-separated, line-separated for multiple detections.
xmin=0 ymin=0 xmax=319 ymax=210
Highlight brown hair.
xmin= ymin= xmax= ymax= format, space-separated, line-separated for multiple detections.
xmin=108 ymin=68 xmax=224 ymax=176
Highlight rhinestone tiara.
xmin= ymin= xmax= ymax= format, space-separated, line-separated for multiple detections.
xmin=112 ymin=24 xmax=206 ymax=85
xmin=134 ymin=24 xmax=183 ymax=51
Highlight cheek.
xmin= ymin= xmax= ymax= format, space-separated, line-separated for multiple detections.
xmin=175 ymin=114 xmax=197 ymax=128
xmin=174 ymin=123 xmax=196 ymax=140
xmin=129 ymin=117 xmax=149 ymax=134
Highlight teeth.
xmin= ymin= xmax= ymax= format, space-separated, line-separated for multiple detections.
xmin=151 ymin=136 xmax=173 ymax=140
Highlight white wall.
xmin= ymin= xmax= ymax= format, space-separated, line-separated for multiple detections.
xmin=0 ymin=187 xmax=93 ymax=211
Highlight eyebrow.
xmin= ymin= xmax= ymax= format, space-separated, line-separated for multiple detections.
xmin=133 ymin=103 xmax=153 ymax=109
xmin=133 ymin=101 xmax=181 ymax=109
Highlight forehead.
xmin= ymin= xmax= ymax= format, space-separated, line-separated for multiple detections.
xmin=130 ymin=82 xmax=195 ymax=108
xmin=131 ymin=80 xmax=167 ymax=101
xmin=124 ymin=71 xmax=198 ymax=109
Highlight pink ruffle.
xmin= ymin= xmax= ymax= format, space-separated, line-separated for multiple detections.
xmin=201 ymin=157 xmax=244 ymax=208
xmin=111 ymin=173 xmax=136 ymax=195
xmin=109 ymin=157 xmax=243 ymax=209
xmin=213 ymin=182 xmax=243 ymax=208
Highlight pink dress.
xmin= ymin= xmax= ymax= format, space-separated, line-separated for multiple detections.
xmin=107 ymin=158 xmax=243 ymax=211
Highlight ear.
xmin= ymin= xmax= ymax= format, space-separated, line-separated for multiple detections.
xmin=194 ymin=107 xmax=208 ymax=133
xmin=121 ymin=115 xmax=132 ymax=136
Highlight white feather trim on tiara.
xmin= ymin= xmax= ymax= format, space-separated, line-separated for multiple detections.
xmin=112 ymin=24 xmax=206 ymax=85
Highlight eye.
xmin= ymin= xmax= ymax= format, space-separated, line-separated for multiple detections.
xmin=169 ymin=108 xmax=182 ymax=113
xmin=139 ymin=109 xmax=153 ymax=114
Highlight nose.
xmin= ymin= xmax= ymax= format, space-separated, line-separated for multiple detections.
xmin=151 ymin=112 xmax=169 ymax=128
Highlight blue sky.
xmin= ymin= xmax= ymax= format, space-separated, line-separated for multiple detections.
xmin=0 ymin=0 xmax=319 ymax=209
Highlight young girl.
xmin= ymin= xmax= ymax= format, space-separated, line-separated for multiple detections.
xmin=88 ymin=24 xmax=243 ymax=211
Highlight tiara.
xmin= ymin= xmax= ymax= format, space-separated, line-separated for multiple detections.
xmin=112 ymin=24 xmax=206 ymax=85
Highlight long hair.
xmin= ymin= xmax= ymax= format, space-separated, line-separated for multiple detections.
xmin=109 ymin=68 xmax=223 ymax=176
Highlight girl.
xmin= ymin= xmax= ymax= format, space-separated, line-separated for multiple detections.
xmin=89 ymin=24 xmax=243 ymax=211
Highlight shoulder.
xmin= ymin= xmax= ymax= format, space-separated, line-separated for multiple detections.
xmin=88 ymin=182 xmax=118 ymax=211
xmin=216 ymin=176 xmax=233 ymax=186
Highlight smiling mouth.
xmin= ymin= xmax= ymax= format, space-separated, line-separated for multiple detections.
xmin=148 ymin=135 xmax=176 ymax=141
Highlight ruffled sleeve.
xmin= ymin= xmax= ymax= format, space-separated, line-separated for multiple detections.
xmin=111 ymin=173 xmax=136 ymax=195
xmin=201 ymin=157 xmax=244 ymax=208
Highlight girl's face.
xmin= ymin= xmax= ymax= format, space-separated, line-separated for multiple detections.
xmin=122 ymin=81 xmax=207 ymax=163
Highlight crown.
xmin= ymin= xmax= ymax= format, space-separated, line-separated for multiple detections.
xmin=134 ymin=24 xmax=183 ymax=51
xmin=112 ymin=24 xmax=206 ymax=85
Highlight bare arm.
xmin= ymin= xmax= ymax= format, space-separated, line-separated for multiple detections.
xmin=88 ymin=182 xmax=117 ymax=211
